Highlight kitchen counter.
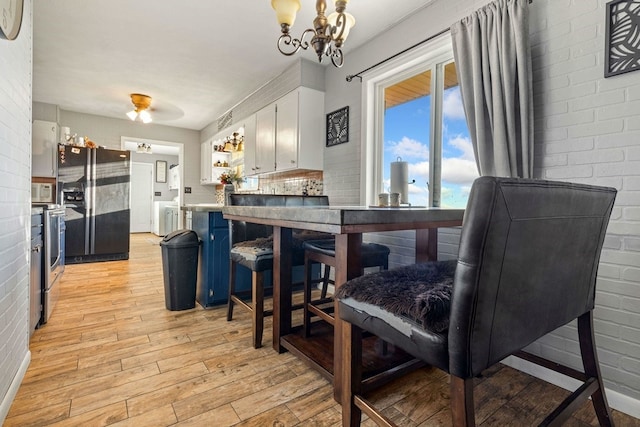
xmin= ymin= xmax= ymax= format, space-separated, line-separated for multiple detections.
xmin=182 ymin=203 xmax=224 ymax=212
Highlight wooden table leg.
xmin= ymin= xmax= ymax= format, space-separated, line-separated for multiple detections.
xmin=272 ymin=226 xmax=292 ymax=353
xmin=416 ymin=228 xmax=438 ymax=262
xmin=333 ymin=233 xmax=362 ymax=402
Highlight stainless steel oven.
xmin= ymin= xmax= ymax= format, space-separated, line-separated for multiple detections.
xmin=42 ymin=205 xmax=65 ymax=323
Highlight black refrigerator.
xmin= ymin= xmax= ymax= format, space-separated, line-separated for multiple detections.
xmin=58 ymin=144 xmax=131 ymax=264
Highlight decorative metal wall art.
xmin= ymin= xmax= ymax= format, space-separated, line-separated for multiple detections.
xmin=326 ymin=106 xmax=349 ymax=147
xmin=605 ymin=0 xmax=640 ymax=77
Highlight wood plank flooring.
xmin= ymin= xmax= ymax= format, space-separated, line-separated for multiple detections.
xmin=6 ymin=233 xmax=640 ymax=426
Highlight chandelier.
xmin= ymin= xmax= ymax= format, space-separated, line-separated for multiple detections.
xmin=271 ymin=0 xmax=355 ymax=68
xmin=126 ymin=93 xmax=153 ymax=124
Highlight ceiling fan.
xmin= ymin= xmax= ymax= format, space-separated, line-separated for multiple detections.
xmin=126 ymin=93 xmax=153 ymax=123
xmin=124 ymin=93 xmax=185 ymax=125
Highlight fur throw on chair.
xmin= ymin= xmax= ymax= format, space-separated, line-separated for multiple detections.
xmin=334 ymin=260 xmax=456 ymax=333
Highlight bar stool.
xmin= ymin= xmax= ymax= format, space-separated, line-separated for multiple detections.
xmin=225 ymin=194 xmax=331 ymax=349
xmin=302 ymin=239 xmax=390 ymax=336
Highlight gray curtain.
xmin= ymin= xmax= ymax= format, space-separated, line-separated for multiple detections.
xmin=451 ymin=0 xmax=533 ymax=178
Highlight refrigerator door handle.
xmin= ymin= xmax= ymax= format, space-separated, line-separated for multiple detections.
xmin=89 ymin=148 xmax=97 ymax=254
xmin=85 ymin=148 xmax=92 ymax=255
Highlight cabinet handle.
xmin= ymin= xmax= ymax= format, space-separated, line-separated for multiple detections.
xmin=291 ymin=160 xmax=295 ymax=164
xmin=210 ymin=233 xmax=215 ymax=241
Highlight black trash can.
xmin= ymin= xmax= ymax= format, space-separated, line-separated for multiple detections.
xmin=160 ymin=229 xmax=200 ymax=310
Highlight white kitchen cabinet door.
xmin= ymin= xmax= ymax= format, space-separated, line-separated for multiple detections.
xmin=240 ymin=114 xmax=257 ymax=176
xmin=254 ymin=103 xmax=276 ymax=174
xmin=32 ymin=120 xmax=59 ymax=178
xmin=294 ymin=87 xmax=324 ymax=171
xmin=200 ymin=139 xmax=213 ymax=184
xmin=275 ymin=90 xmax=298 ymax=172
xmin=276 ymin=88 xmax=325 ymax=172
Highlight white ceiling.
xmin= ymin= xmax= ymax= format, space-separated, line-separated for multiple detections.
xmin=33 ymin=1 xmax=435 ymax=131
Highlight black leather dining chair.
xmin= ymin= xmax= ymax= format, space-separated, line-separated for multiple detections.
xmin=336 ymin=176 xmax=617 ymax=426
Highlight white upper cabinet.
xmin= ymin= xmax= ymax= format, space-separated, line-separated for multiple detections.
xmin=248 ymin=87 xmax=324 ymax=176
xmin=32 ymin=120 xmax=59 ymax=177
xmin=276 ymin=87 xmax=324 ymax=172
xmin=275 ymin=90 xmax=298 ymax=172
xmin=241 ymin=114 xmax=257 ymax=176
xmin=200 ymin=138 xmax=213 ymax=184
xmin=253 ymin=104 xmax=277 ymax=175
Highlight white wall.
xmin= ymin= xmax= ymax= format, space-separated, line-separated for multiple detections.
xmin=0 ymin=0 xmax=34 ymax=422
xmin=322 ymin=0 xmax=640 ymax=417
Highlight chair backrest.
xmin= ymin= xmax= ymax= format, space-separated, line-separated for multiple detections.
xmin=228 ymin=194 xmax=329 ymax=244
xmin=448 ymin=177 xmax=616 ymax=378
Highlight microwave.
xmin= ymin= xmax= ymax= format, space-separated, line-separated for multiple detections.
xmin=32 ymin=182 xmax=56 ymax=204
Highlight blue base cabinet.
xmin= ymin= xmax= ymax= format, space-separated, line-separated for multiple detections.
xmin=193 ymin=210 xmax=250 ymax=307
xmin=191 ymin=209 xmax=320 ymax=308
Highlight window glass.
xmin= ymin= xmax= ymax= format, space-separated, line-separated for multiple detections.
xmin=382 ymin=60 xmax=477 ymax=208
xmin=440 ymin=62 xmax=478 ymax=208
xmin=384 ymin=70 xmax=431 ymax=207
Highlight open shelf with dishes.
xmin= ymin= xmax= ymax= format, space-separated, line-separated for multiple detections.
xmin=201 ymin=126 xmax=246 ymax=185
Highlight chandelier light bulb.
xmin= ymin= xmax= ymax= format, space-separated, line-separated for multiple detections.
xmin=328 ymin=11 xmax=355 ymax=45
xmin=271 ymin=0 xmax=301 ymax=28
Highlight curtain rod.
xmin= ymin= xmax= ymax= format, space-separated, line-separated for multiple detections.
xmin=345 ymin=0 xmax=533 ymax=82
xmin=345 ymin=27 xmax=450 ymax=82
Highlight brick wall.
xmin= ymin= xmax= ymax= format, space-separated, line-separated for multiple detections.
xmin=527 ymin=0 xmax=640 ymax=408
xmin=0 ymin=0 xmax=33 ymax=422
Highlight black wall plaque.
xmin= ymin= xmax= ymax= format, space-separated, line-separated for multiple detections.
xmin=326 ymin=106 xmax=349 ymax=147
xmin=605 ymin=0 xmax=640 ymax=77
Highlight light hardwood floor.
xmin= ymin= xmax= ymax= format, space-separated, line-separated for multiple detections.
xmin=5 ymin=233 xmax=640 ymax=426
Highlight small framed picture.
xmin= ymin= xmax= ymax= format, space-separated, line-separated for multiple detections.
xmin=156 ymin=160 xmax=167 ymax=183
xmin=326 ymin=106 xmax=349 ymax=147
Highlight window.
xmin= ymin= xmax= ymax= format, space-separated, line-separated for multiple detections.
xmin=362 ymin=35 xmax=478 ymax=208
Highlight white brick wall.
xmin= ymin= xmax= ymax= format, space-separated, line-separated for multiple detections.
xmin=0 ymin=0 xmax=33 ymax=422
xmin=321 ymin=0 xmax=640 ymax=416
xmin=530 ymin=0 xmax=640 ymax=407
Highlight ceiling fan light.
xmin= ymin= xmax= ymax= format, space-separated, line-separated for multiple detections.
xmin=139 ymin=110 xmax=152 ymax=123
xmin=127 ymin=93 xmax=153 ymax=123
xmin=271 ymin=0 xmax=300 ymax=27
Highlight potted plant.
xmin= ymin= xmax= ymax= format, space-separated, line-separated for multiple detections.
xmin=218 ymin=169 xmax=244 ymax=187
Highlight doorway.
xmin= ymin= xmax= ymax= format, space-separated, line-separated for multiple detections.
xmin=121 ymin=137 xmax=184 ymax=228
xmin=130 ymin=162 xmax=154 ymax=232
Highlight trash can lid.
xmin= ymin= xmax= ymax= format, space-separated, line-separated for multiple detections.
xmin=160 ymin=229 xmax=200 ymax=248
